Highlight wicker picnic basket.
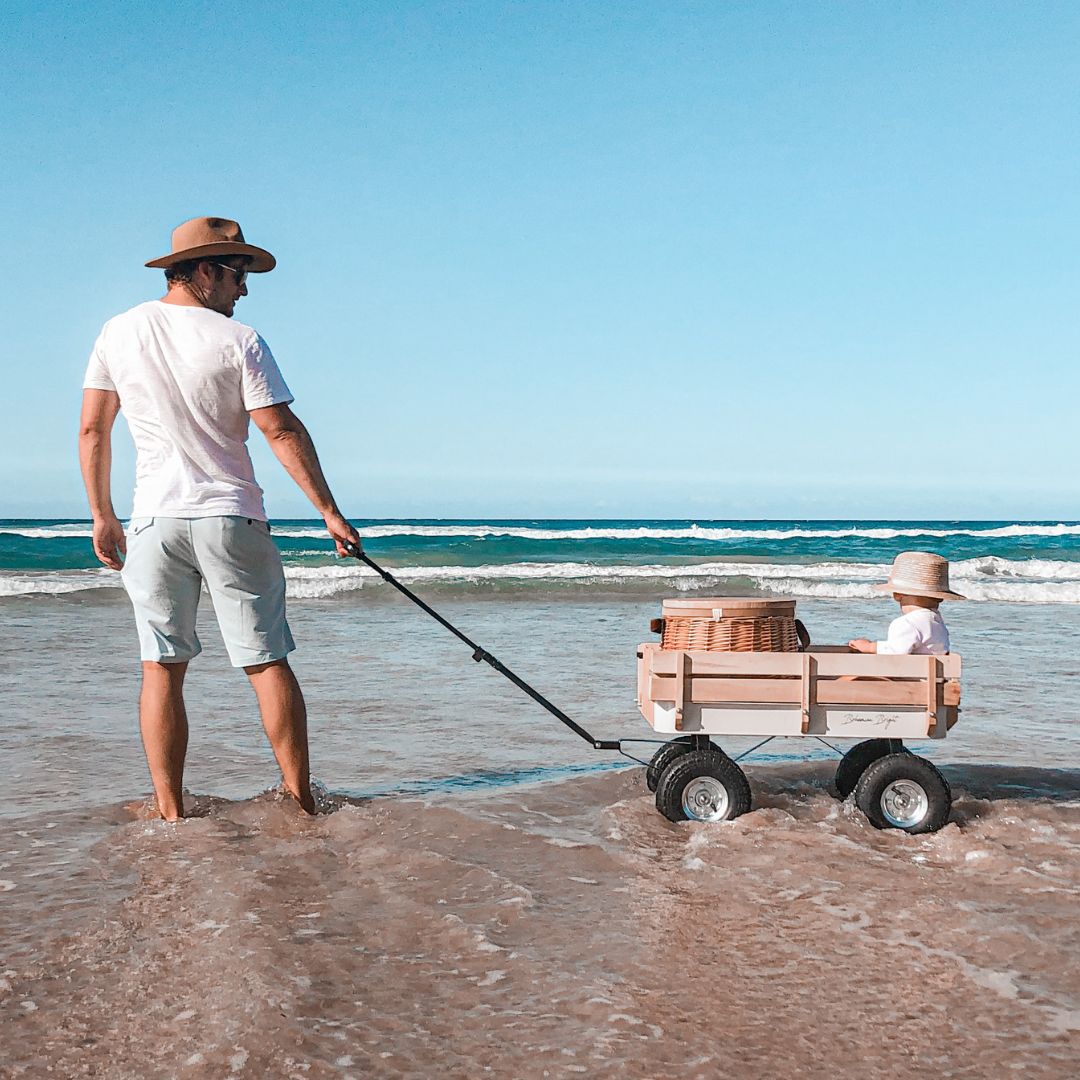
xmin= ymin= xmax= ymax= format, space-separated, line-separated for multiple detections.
xmin=656 ymin=597 xmax=800 ymax=653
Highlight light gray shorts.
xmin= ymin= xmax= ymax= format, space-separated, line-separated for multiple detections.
xmin=121 ymin=516 xmax=295 ymax=668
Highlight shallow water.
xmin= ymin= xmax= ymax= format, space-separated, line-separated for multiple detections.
xmin=4 ymin=766 xmax=1080 ymax=1078
xmin=2 ymin=592 xmax=1080 ymax=1076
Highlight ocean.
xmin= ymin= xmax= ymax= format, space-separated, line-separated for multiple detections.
xmin=5 ymin=517 xmax=1080 ymax=601
xmin=2 ymin=519 xmax=1079 ymax=1077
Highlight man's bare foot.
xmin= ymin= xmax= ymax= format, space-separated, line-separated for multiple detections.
xmin=283 ymin=786 xmax=316 ymax=815
xmin=124 ymin=796 xmax=183 ymax=821
xmin=124 ymin=797 xmax=160 ymax=820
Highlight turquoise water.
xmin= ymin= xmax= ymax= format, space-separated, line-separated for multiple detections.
xmin=3 ymin=518 xmax=1080 ymax=601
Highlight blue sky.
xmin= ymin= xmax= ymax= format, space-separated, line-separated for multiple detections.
xmin=2 ymin=1 xmax=1077 ymax=519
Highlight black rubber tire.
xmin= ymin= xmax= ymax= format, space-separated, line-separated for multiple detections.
xmin=646 ymin=737 xmax=726 ymax=792
xmin=655 ymin=750 xmax=752 ymax=824
xmin=854 ymin=753 xmax=952 ymax=834
xmin=834 ymin=739 xmax=908 ymax=799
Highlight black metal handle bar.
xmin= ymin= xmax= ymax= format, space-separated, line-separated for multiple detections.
xmin=344 ymin=541 xmax=620 ymax=751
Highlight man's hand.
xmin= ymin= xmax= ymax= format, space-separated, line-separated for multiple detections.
xmin=249 ymin=404 xmax=362 ymax=558
xmin=325 ymin=511 xmax=362 ymax=558
xmin=79 ymin=388 xmax=122 ymax=564
xmin=847 ymin=639 xmax=876 ymax=653
xmin=92 ymin=515 xmax=126 ymax=570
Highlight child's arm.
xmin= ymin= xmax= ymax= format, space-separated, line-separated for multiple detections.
xmin=850 ymin=613 xmax=922 ymax=654
xmin=876 ymin=613 xmax=920 ymax=655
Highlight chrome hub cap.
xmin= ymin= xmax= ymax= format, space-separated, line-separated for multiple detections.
xmin=681 ymin=777 xmax=730 ymax=822
xmin=880 ymin=779 xmax=930 ymax=828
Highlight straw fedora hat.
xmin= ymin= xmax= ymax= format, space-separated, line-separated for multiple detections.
xmin=145 ymin=216 xmax=276 ymax=273
xmin=874 ymin=551 xmax=965 ymax=601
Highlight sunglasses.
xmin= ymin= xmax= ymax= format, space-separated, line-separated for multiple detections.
xmin=210 ymin=261 xmax=248 ymax=286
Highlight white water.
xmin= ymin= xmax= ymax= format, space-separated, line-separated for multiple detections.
xmin=6 ymin=556 xmax=1080 ymax=601
xmin=4 ymin=521 xmax=1080 ymax=541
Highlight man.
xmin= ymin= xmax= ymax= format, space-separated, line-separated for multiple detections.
xmin=79 ymin=216 xmax=361 ymax=820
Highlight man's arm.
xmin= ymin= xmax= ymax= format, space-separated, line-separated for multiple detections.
xmin=78 ymin=389 xmax=126 ymax=570
xmin=249 ymin=402 xmax=361 ymax=556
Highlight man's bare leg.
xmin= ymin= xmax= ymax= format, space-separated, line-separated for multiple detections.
xmin=139 ymin=660 xmax=190 ymax=821
xmin=245 ymin=658 xmax=315 ymax=814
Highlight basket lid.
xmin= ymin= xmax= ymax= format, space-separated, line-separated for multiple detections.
xmin=661 ymin=597 xmax=796 ymax=620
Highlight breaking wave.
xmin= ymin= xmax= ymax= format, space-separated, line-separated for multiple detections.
xmin=4 ymin=521 xmax=1080 ymax=542
xmin=6 ymin=557 xmax=1079 ymax=602
xmin=0 ymin=570 xmax=119 ymax=596
xmin=279 ymin=558 xmax=1080 ymax=603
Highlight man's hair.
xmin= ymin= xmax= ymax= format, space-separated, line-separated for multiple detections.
xmin=164 ymin=256 xmax=249 ymax=288
xmin=163 ymin=259 xmax=201 ymax=286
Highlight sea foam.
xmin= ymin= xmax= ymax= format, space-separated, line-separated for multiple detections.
xmin=4 ymin=556 xmax=1080 ymax=601
xmin=4 ymin=554 xmax=1080 ymax=601
xmin=5 ymin=521 xmax=1080 ymax=542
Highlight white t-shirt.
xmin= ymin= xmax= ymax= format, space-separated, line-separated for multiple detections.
xmin=877 ymin=608 xmax=950 ymax=655
xmin=83 ymin=300 xmax=294 ymax=520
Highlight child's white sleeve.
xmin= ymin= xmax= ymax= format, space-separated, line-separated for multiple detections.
xmin=877 ymin=614 xmax=920 ymax=655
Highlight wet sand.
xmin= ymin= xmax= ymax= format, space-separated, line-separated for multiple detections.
xmin=2 ymin=593 xmax=1080 ymax=1076
xmin=3 ymin=765 xmax=1080 ymax=1078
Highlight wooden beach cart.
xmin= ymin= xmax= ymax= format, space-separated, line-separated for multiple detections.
xmin=343 ymin=548 xmax=962 ymax=836
xmin=638 ymin=598 xmax=961 ymax=833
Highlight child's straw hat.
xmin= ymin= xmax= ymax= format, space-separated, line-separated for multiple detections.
xmin=874 ymin=551 xmax=965 ymax=601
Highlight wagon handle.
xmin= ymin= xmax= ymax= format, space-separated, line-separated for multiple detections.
xmin=343 ymin=542 xmax=621 ymax=751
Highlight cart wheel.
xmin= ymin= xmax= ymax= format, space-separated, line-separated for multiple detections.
xmin=655 ymin=750 xmax=752 ymax=824
xmin=854 ymin=753 xmax=951 ymax=834
xmin=646 ymin=737 xmax=727 ymax=792
xmin=834 ymin=739 xmax=909 ymax=799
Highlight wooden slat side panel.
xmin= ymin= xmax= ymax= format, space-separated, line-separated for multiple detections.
xmin=800 ymin=653 xmax=813 ymax=734
xmin=648 ymin=651 xmax=801 ymax=676
xmin=641 ymin=693 xmax=655 ymax=725
xmin=812 ymin=650 xmax=961 ymax=677
xmin=650 ymin=675 xmax=801 ymax=704
xmin=650 ymin=676 xmax=950 ymax=707
xmin=817 ymin=680 xmax=928 ymax=706
xmin=927 ymin=654 xmax=939 ymax=736
xmin=803 ymin=648 xmax=963 ymax=673
xmin=674 ymin=651 xmax=687 ymax=731
xmin=644 ymin=648 xmax=962 ymax=679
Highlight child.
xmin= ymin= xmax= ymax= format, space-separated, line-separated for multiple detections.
xmin=848 ymin=551 xmax=964 ymax=655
